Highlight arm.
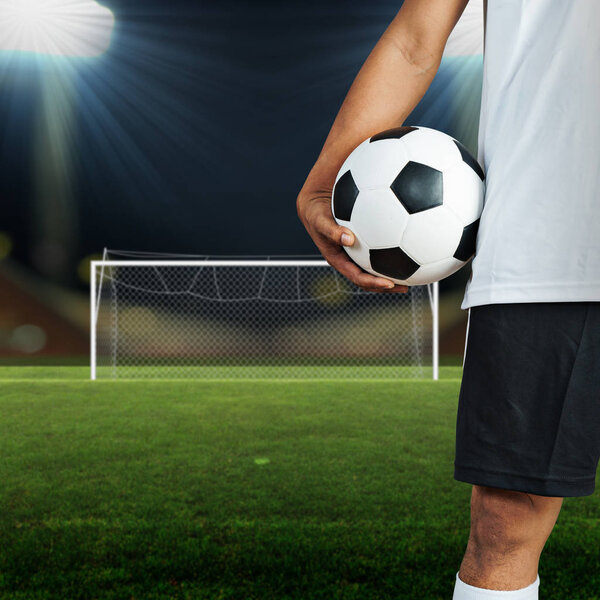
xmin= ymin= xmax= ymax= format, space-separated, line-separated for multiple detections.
xmin=296 ymin=0 xmax=471 ymax=292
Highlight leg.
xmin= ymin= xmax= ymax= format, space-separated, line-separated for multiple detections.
xmin=458 ymin=485 xmax=563 ymax=591
xmin=454 ymin=302 xmax=600 ymax=595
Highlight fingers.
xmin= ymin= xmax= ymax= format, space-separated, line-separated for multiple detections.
xmin=327 ymin=246 xmax=389 ymax=287
xmin=302 ymin=195 xmax=409 ymax=294
xmin=321 ymin=238 xmax=409 ymax=293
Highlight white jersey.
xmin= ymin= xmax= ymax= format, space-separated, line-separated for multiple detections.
xmin=461 ymin=0 xmax=600 ymax=310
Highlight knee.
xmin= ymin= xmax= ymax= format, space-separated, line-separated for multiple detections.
xmin=470 ymin=485 xmax=556 ymax=553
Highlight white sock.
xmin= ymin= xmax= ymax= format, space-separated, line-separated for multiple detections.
xmin=452 ymin=571 xmax=540 ymax=599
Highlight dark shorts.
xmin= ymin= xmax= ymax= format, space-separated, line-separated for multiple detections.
xmin=454 ymin=302 xmax=600 ymax=497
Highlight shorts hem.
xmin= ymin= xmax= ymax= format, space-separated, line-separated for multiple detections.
xmin=460 ymin=284 xmax=600 ymax=311
xmin=454 ymin=463 xmax=596 ymax=497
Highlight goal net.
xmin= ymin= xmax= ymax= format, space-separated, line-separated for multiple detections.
xmin=91 ymin=250 xmax=439 ymax=380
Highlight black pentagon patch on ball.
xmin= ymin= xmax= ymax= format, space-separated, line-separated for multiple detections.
xmin=370 ymin=247 xmax=420 ymax=280
xmin=454 ymin=219 xmax=480 ymax=261
xmin=453 ymin=139 xmax=485 ymax=181
xmin=332 ymin=170 xmax=359 ymax=221
xmin=390 ymin=161 xmax=443 ymax=214
xmin=370 ymin=125 xmax=418 ymax=143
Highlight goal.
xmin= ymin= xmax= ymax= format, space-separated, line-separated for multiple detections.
xmin=91 ymin=250 xmax=439 ymax=380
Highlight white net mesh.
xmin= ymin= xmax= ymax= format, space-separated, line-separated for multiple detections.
xmin=92 ymin=251 xmax=435 ymax=379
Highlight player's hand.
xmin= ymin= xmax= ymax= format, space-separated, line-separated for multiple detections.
xmin=297 ymin=191 xmax=409 ymax=293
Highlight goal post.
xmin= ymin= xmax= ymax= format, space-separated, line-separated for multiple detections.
xmin=91 ymin=251 xmax=439 ymax=380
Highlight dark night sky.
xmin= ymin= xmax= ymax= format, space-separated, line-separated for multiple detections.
xmin=0 ymin=0 xmax=460 ymax=281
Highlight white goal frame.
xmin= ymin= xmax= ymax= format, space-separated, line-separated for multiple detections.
xmin=90 ymin=255 xmax=439 ymax=380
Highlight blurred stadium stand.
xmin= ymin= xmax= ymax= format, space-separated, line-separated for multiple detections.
xmin=0 ymin=259 xmax=88 ymax=360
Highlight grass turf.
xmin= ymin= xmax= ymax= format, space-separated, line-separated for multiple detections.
xmin=0 ymin=368 xmax=598 ymax=599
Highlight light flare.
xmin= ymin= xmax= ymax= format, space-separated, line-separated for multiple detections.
xmin=0 ymin=0 xmax=115 ymax=57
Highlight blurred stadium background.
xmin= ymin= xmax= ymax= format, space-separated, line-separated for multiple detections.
xmin=0 ymin=0 xmax=483 ymax=366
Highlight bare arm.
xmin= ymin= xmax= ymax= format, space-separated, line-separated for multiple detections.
xmin=297 ymin=0 xmax=471 ymax=292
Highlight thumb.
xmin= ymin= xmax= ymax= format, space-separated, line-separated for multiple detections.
xmin=316 ymin=213 xmax=355 ymax=246
xmin=339 ymin=228 xmax=354 ymax=246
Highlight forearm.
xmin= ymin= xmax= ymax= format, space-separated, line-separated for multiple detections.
xmin=299 ymin=30 xmax=443 ymax=199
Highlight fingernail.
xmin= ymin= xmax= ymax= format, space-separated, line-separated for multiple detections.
xmin=341 ymin=233 xmax=353 ymax=245
xmin=384 ymin=282 xmax=394 ymax=288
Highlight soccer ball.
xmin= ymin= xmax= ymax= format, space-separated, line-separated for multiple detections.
xmin=331 ymin=125 xmax=485 ymax=286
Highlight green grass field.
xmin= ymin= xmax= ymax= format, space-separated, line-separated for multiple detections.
xmin=0 ymin=367 xmax=598 ymax=599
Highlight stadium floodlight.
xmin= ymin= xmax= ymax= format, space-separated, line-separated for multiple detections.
xmin=90 ymin=251 xmax=439 ymax=381
xmin=0 ymin=0 xmax=115 ymax=57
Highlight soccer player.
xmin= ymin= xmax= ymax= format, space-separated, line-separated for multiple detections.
xmin=296 ymin=0 xmax=600 ymax=597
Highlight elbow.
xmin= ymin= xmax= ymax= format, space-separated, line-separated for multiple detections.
xmin=383 ymin=31 xmax=443 ymax=75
